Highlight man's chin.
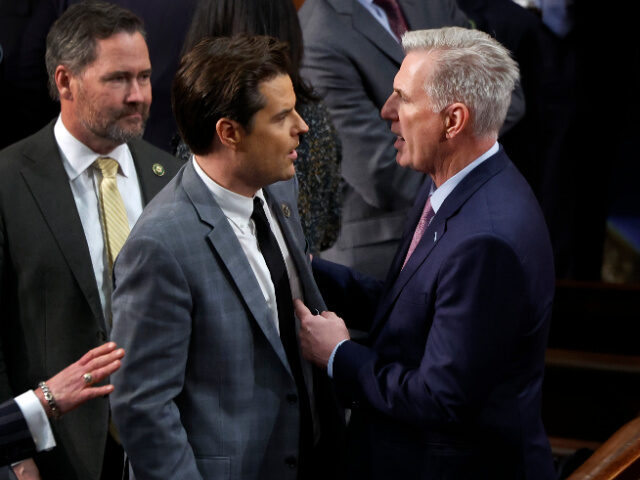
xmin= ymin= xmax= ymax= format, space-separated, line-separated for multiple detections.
xmin=106 ymin=123 xmax=146 ymax=144
xmin=278 ymin=166 xmax=296 ymax=183
xmin=395 ymin=153 xmax=410 ymax=169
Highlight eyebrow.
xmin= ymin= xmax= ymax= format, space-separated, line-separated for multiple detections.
xmin=393 ymin=87 xmax=407 ymax=99
xmin=102 ymin=68 xmax=152 ymax=79
xmin=271 ymin=107 xmax=293 ymax=120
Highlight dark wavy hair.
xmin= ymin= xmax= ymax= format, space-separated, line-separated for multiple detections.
xmin=182 ymin=0 xmax=316 ymax=104
xmin=172 ymin=35 xmax=291 ymax=155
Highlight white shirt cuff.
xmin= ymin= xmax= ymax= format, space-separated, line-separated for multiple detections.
xmin=327 ymin=339 xmax=349 ymax=378
xmin=14 ymin=390 xmax=56 ymax=452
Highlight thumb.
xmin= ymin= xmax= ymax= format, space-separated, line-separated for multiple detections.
xmin=293 ymin=298 xmax=312 ymax=319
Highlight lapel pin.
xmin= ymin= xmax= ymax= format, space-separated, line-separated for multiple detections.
xmin=434 ymin=231 xmax=438 ymax=242
xmin=152 ymin=163 xmax=165 ymax=176
xmin=281 ymin=203 xmax=291 ymax=218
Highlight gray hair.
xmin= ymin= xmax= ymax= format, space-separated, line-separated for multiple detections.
xmin=402 ymin=27 xmax=519 ymax=137
xmin=45 ymin=1 xmax=146 ymax=100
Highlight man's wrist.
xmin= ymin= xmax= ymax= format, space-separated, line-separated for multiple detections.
xmin=15 ymin=390 xmax=56 ymax=452
xmin=37 ymin=381 xmax=60 ymax=419
xmin=327 ymin=339 xmax=349 ymax=378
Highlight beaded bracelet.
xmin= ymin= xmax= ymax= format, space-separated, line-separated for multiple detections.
xmin=38 ymin=381 xmax=61 ymax=419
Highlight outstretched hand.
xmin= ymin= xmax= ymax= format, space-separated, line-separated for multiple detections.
xmin=36 ymin=342 xmax=125 ymax=417
xmin=294 ymin=299 xmax=349 ymax=369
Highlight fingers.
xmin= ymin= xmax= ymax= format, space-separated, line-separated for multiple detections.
xmin=84 ymin=346 xmax=124 ymax=373
xmin=77 ymin=342 xmax=118 ymax=366
xmin=293 ymin=298 xmax=312 ymax=319
xmin=88 ymin=358 xmax=123 ymax=385
xmin=81 ymin=384 xmax=115 ymax=402
xmin=320 ymin=310 xmax=341 ymax=322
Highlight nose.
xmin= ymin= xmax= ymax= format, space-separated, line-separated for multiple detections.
xmin=126 ymin=79 xmax=147 ymax=104
xmin=294 ymin=110 xmax=309 ymax=135
xmin=381 ymin=93 xmax=398 ymax=121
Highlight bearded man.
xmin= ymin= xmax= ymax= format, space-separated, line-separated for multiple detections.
xmin=0 ymin=2 xmax=180 ymax=479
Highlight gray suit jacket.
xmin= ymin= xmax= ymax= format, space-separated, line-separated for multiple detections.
xmin=110 ymin=161 xmax=332 ymax=480
xmin=0 ymin=121 xmax=181 ymax=479
xmin=299 ymin=0 xmax=521 ymax=279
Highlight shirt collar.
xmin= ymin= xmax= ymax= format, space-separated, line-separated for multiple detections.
xmin=429 ymin=141 xmax=499 ymax=213
xmin=192 ymin=156 xmax=266 ymax=228
xmin=54 ymin=116 xmax=133 ymax=181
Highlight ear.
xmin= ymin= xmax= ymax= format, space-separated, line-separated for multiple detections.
xmin=55 ymin=65 xmax=74 ymax=101
xmin=215 ymin=118 xmax=242 ymax=150
xmin=443 ymin=102 xmax=470 ymax=139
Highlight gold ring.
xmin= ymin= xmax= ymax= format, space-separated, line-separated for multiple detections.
xmin=83 ymin=373 xmax=93 ymax=385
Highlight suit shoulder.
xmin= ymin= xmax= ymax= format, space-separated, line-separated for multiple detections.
xmin=300 ymin=0 xmax=349 ymax=39
xmin=0 ymin=124 xmax=55 ymax=177
xmin=265 ymin=177 xmax=298 ymax=204
xmin=299 ymin=0 xmax=328 ymax=23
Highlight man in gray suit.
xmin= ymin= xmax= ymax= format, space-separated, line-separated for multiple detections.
xmin=299 ymin=0 xmax=523 ymax=279
xmin=110 ymin=35 xmax=342 ymax=480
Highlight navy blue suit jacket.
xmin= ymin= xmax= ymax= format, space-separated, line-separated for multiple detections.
xmin=314 ymin=148 xmax=556 ymax=479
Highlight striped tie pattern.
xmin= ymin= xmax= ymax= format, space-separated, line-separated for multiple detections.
xmin=93 ymin=157 xmax=130 ymax=269
xmin=402 ymin=195 xmax=434 ymax=269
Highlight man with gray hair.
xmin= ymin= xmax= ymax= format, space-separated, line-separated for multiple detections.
xmin=0 ymin=2 xmax=179 ymax=479
xmin=296 ymin=27 xmax=556 ymax=479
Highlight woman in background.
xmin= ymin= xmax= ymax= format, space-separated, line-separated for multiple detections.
xmin=177 ymin=0 xmax=342 ymax=253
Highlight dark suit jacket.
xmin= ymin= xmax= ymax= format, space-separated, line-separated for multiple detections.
xmin=0 ymin=399 xmax=36 ymax=467
xmin=0 ymin=121 xmax=181 ymax=479
xmin=110 ymin=162 xmax=344 ymax=479
xmin=314 ymin=148 xmax=556 ymax=479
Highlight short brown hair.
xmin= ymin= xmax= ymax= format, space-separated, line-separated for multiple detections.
xmin=45 ymin=1 xmax=145 ymax=100
xmin=172 ymin=35 xmax=291 ymax=155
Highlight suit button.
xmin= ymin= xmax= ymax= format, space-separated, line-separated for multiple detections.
xmin=97 ymin=330 xmax=107 ymax=341
xmin=285 ymin=456 xmax=297 ymax=469
xmin=286 ymin=393 xmax=298 ymax=404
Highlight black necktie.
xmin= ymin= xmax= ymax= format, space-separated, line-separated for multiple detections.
xmin=251 ymin=197 xmax=313 ymax=469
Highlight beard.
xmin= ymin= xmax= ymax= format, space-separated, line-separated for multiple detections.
xmin=80 ymin=103 xmax=150 ymax=145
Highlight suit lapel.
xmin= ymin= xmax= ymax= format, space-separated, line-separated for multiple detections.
xmin=19 ymin=124 xmax=106 ymax=328
xmin=399 ymin=0 xmax=431 ymax=30
xmin=370 ymin=150 xmax=510 ymax=339
xmin=383 ymin=178 xmax=433 ymax=286
xmin=128 ymin=139 xmax=169 ymax=204
xmin=181 ymin=163 xmax=292 ymax=375
xmin=264 ymin=187 xmax=325 ymax=311
xmin=329 ymin=0 xmax=404 ymax=65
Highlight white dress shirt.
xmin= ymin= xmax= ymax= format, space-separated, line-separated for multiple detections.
xmin=14 ymin=391 xmax=56 ymax=455
xmin=54 ymin=116 xmax=144 ymax=323
xmin=327 ymin=142 xmax=500 ymax=377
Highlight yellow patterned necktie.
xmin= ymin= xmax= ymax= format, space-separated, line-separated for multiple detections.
xmin=93 ymin=157 xmax=130 ymax=269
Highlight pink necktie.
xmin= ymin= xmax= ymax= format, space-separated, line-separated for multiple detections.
xmin=373 ymin=0 xmax=409 ymax=40
xmin=402 ymin=196 xmax=434 ymax=269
